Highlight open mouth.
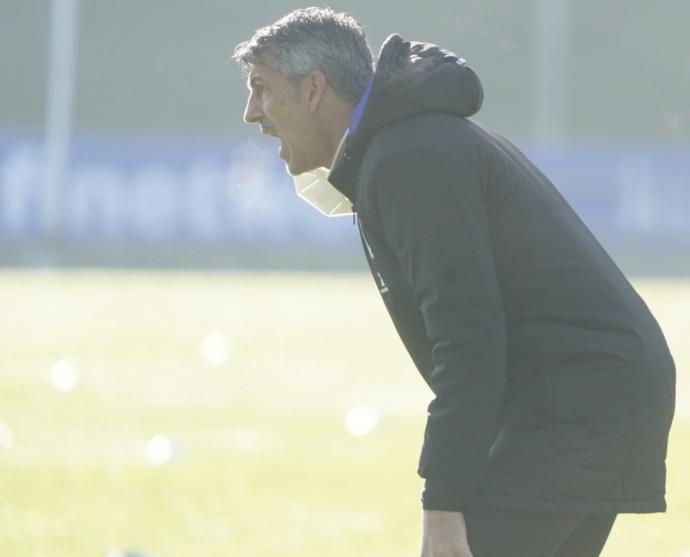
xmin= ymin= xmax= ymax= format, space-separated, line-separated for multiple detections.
xmin=260 ymin=127 xmax=287 ymax=161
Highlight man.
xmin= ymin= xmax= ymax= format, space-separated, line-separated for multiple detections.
xmin=233 ymin=8 xmax=675 ymax=557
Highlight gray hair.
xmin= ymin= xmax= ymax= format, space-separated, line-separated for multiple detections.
xmin=232 ymin=7 xmax=374 ymax=104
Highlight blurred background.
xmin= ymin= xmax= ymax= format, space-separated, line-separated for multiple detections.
xmin=2 ymin=0 xmax=689 ymax=271
xmin=0 ymin=1 xmax=688 ymax=556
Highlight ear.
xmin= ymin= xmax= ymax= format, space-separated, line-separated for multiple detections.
xmin=300 ymin=70 xmax=328 ymax=112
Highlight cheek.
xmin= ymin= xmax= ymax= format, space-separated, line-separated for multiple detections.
xmin=269 ymin=99 xmax=290 ymax=122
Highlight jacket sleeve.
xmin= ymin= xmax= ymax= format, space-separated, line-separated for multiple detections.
xmin=364 ymin=148 xmax=507 ymax=511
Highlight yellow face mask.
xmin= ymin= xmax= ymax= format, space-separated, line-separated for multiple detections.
xmin=292 ymin=168 xmax=352 ymax=217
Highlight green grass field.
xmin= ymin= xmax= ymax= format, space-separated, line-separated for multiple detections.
xmin=0 ymin=271 xmax=688 ymax=557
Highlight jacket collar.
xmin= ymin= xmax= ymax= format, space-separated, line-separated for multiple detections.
xmin=325 ymin=77 xmax=373 ymax=206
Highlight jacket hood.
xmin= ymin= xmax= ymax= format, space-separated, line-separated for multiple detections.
xmin=355 ymin=34 xmax=483 ymax=141
xmin=329 ymin=34 xmax=484 ymax=200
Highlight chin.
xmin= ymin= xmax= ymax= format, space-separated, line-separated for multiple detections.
xmin=286 ymin=159 xmax=318 ymax=177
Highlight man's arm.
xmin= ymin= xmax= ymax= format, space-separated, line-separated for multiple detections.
xmin=365 ymin=147 xmax=507 ymax=511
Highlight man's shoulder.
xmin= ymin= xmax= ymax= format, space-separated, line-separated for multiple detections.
xmin=363 ymin=113 xmax=487 ymax=166
xmin=359 ymin=113 xmax=489 ymax=180
xmin=355 ymin=114 xmax=495 ymax=213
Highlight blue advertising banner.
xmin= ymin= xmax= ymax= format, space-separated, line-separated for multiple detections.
xmin=0 ymin=134 xmax=357 ymax=247
xmin=0 ymin=134 xmax=688 ymax=268
xmin=529 ymin=145 xmax=690 ymax=244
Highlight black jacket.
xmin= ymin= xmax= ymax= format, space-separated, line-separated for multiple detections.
xmin=328 ymin=35 xmax=675 ymax=513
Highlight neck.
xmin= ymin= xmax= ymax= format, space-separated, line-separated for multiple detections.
xmin=322 ymin=106 xmax=352 ymax=168
xmin=313 ymin=86 xmax=355 ymax=169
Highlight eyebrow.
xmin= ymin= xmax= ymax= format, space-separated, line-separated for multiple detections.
xmin=248 ymin=76 xmax=265 ymax=89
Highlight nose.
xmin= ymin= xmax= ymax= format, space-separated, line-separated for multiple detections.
xmin=243 ymin=93 xmax=264 ymax=125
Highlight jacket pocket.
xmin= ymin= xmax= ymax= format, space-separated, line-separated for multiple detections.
xmin=545 ymin=368 xmax=635 ymax=500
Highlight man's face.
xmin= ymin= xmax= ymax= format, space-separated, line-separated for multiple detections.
xmin=243 ymin=59 xmax=322 ymax=176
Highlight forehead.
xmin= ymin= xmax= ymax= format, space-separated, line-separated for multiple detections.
xmin=247 ymin=58 xmax=289 ymax=87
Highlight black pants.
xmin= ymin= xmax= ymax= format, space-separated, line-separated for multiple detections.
xmin=464 ymin=508 xmax=617 ymax=557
